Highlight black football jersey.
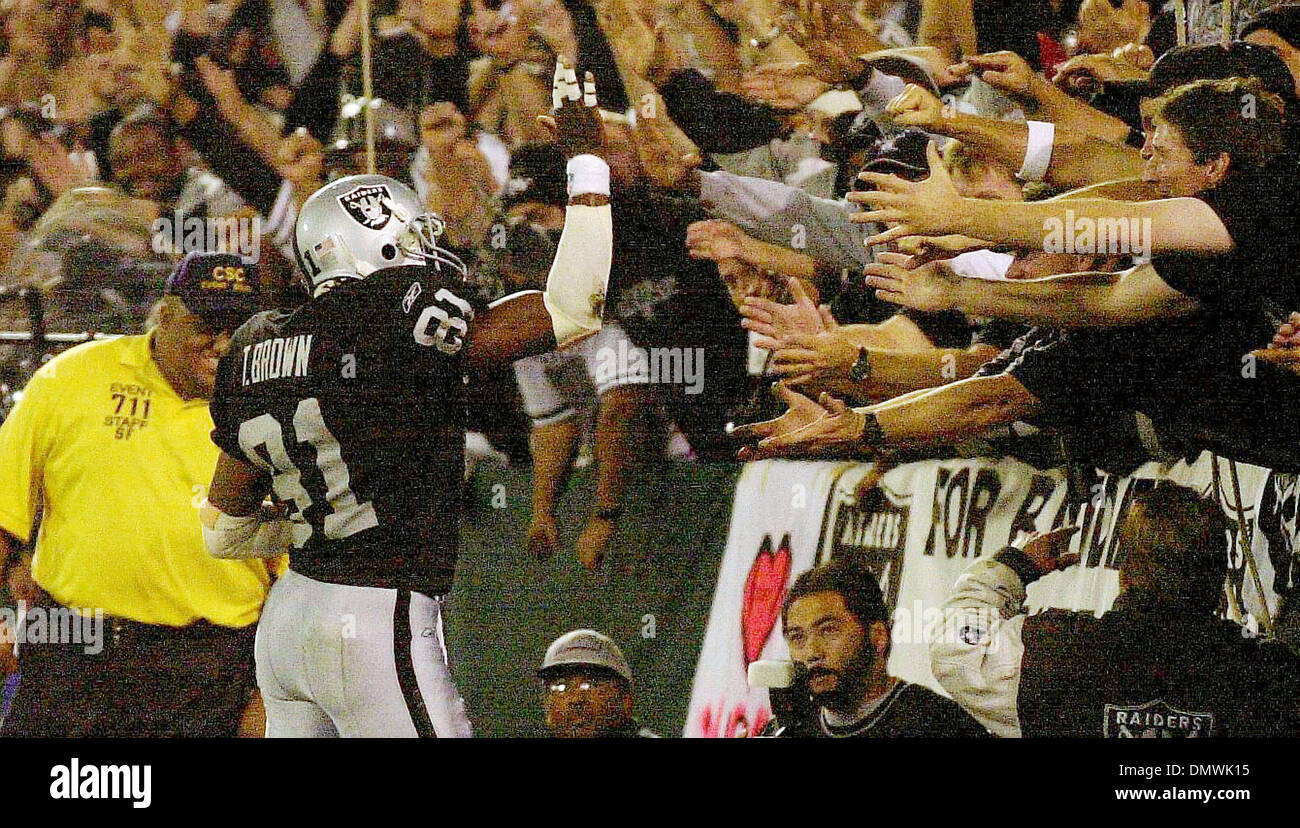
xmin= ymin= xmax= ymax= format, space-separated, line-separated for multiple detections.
xmin=211 ymin=264 xmax=476 ymax=594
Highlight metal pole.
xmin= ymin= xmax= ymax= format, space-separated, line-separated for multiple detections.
xmin=360 ymin=0 xmax=376 ymax=175
xmin=1227 ymin=457 xmax=1275 ymax=636
xmin=1210 ymin=458 xmax=1245 ymax=621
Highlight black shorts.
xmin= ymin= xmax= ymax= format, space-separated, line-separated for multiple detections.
xmin=0 ymin=604 xmax=256 ymax=738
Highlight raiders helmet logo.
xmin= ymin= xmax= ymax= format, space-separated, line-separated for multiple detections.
xmin=338 ymin=183 xmax=394 ymax=229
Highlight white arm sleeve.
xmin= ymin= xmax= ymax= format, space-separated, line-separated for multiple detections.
xmin=199 ymin=499 xmax=293 ymax=560
xmin=928 ymin=558 xmax=1029 ymax=738
xmin=543 ymin=202 xmax=613 ymax=348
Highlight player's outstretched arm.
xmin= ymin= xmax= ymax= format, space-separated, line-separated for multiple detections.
xmin=467 ymin=60 xmax=613 ymax=370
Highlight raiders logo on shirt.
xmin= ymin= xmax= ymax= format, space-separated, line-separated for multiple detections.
xmin=1104 ymin=700 xmax=1216 ymax=738
xmin=338 ymin=183 xmax=393 ymax=229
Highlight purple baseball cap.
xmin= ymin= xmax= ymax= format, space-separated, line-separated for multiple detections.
xmin=164 ymin=251 xmax=260 ymax=331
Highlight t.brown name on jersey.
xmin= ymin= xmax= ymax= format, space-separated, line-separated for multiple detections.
xmin=242 ymin=335 xmax=313 ymax=386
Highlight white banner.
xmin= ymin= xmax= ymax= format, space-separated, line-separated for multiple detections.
xmin=683 ymin=460 xmax=853 ymax=738
xmin=819 ymin=455 xmax=1069 ymax=691
xmin=687 ymin=452 xmax=1298 ymax=735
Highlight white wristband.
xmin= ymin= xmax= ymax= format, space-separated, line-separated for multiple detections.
xmin=1017 ymin=121 xmax=1055 ymax=182
xmin=949 ymin=249 xmax=1015 ymax=281
xmin=566 ymin=155 xmax=611 ymax=198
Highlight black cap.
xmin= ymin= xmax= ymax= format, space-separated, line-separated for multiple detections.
xmin=1148 ymin=41 xmax=1299 ymax=102
xmin=860 ymin=128 xmax=932 ymax=181
xmin=164 ymin=251 xmax=260 ymax=331
xmin=501 ymin=142 xmax=568 ymax=208
xmin=833 ymin=109 xmax=884 ymax=160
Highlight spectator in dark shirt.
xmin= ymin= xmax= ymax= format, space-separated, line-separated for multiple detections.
xmin=931 ymin=483 xmax=1300 ymax=737
xmin=747 ymin=76 xmax=1300 ymax=471
xmin=764 ymin=560 xmax=989 ymax=737
xmin=1243 ymin=4 xmax=1300 ymax=96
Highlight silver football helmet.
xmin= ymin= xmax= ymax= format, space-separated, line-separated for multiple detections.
xmin=293 ymin=174 xmax=467 ymax=294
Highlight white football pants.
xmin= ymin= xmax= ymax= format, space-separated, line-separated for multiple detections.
xmin=255 ymin=568 xmax=473 ymax=738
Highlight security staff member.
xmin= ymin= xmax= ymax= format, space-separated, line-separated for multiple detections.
xmin=0 ymin=251 xmax=270 ymax=737
xmin=931 ymin=483 xmax=1300 ymax=737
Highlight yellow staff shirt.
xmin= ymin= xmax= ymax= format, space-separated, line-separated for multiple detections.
xmin=0 ymin=333 xmax=271 ymax=627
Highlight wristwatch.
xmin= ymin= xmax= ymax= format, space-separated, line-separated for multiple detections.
xmin=848 ymin=347 xmax=872 ymax=382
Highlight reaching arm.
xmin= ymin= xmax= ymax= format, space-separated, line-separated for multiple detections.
xmin=931 ymin=113 xmax=1142 ymax=189
xmin=1026 ymin=86 xmax=1132 ymax=146
xmin=858 ymin=344 xmax=1001 ymax=398
xmin=699 ymin=169 xmax=874 ymax=271
xmin=541 ymin=195 xmax=613 ymax=346
xmin=1047 ymin=178 xmax=1165 ymax=202
xmin=686 ymin=219 xmax=818 ymax=281
xmin=929 ymin=555 xmax=1030 ymax=738
xmin=466 ymin=292 xmax=559 ymax=371
xmin=853 ymin=139 xmax=1233 ymax=254
xmin=946 ymin=265 xmax=1189 ymax=327
xmin=918 ymin=0 xmax=976 ymax=62
xmin=957 ymin=51 xmax=1133 ymax=145
xmin=867 ymin=372 xmax=1039 ymax=445
xmin=171 ymin=32 xmax=289 ymax=216
xmin=866 ymin=260 xmax=1202 ymax=328
xmin=467 ymin=62 xmax=614 ymax=369
xmin=762 ymin=321 xmax=1000 ymax=399
xmin=734 ymin=371 xmax=1039 ymax=459
xmin=468 ymin=189 xmax=612 ymax=370
xmin=942 ymin=196 xmax=1232 ymax=256
xmin=932 ymin=526 xmax=1081 ymax=738
xmin=881 ymin=83 xmax=1144 ymax=189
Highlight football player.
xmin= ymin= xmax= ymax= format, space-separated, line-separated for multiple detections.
xmin=197 ymin=62 xmax=612 ymax=737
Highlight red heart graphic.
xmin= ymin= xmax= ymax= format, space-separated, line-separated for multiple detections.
xmin=741 ymin=534 xmax=792 ymax=665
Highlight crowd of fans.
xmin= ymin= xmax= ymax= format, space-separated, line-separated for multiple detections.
xmin=0 ymin=0 xmax=1299 ymax=736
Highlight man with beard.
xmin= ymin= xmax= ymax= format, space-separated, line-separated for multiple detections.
xmin=764 ymin=560 xmax=989 ymax=737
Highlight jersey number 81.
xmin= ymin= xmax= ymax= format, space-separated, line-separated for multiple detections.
xmin=238 ymin=397 xmax=378 ymax=547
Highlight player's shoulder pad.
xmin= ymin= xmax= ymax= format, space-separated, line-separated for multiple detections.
xmin=216 ymin=309 xmax=295 ymax=393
